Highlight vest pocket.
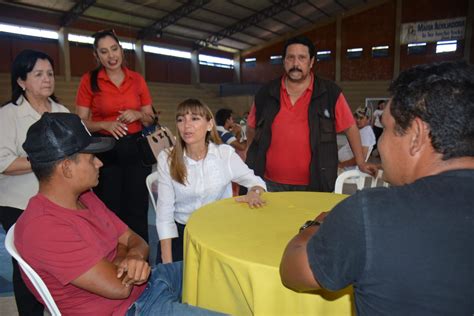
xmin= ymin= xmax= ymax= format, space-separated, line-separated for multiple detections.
xmin=319 ymin=117 xmax=336 ymax=142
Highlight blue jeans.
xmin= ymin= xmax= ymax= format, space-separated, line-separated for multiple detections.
xmin=127 ymin=261 xmax=225 ymax=316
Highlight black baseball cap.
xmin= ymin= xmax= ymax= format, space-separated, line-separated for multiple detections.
xmin=23 ymin=113 xmax=115 ymax=163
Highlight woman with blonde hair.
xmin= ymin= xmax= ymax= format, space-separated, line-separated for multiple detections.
xmin=156 ymin=98 xmax=266 ymax=263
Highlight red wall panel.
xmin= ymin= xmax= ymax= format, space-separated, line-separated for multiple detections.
xmin=200 ymin=65 xmax=233 ymax=83
xmin=399 ymin=42 xmax=465 ymax=71
xmin=145 ymin=54 xmax=191 ymax=84
xmin=241 ymin=42 xmax=285 ymax=83
xmin=70 ymin=44 xmax=136 ymax=77
xmin=400 ymin=0 xmax=468 ymax=70
xmin=0 ymin=34 xmax=60 ymax=74
xmin=341 ymin=1 xmax=396 ymax=81
xmin=401 ymin=0 xmax=468 ymax=22
xmin=306 ymin=22 xmax=337 ymax=80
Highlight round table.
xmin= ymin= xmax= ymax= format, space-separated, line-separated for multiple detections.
xmin=183 ymin=191 xmax=354 ymax=315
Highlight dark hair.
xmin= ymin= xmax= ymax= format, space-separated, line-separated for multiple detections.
xmin=90 ymin=29 xmax=122 ymax=92
xmin=4 ymin=49 xmax=58 ymax=106
xmin=389 ymin=61 xmax=474 ymax=160
xmin=31 ymin=153 xmax=79 ymax=182
xmin=215 ymin=108 xmax=233 ymax=126
xmin=377 ymin=100 xmax=386 ymax=106
xmin=283 ymin=36 xmax=316 ymax=59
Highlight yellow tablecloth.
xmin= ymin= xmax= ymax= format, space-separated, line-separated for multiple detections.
xmin=183 ymin=191 xmax=354 ymax=316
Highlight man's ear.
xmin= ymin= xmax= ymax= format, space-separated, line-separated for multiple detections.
xmin=61 ymin=159 xmax=73 ymax=179
xmin=409 ymin=117 xmax=430 ymax=156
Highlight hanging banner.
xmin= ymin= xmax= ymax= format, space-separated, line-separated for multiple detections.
xmin=401 ymin=17 xmax=466 ymax=44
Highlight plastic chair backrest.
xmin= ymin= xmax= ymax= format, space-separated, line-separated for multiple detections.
xmin=4 ymin=224 xmax=61 ymax=316
xmin=365 ymin=145 xmax=374 ymax=162
xmin=146 ymin=172 xmax=159 ymax=211
xmin=334 ymin=169 xmax=389 ymax=194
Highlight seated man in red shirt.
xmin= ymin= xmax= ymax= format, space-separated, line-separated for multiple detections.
xmin=15 ymin=113 xmax=221 ymax=315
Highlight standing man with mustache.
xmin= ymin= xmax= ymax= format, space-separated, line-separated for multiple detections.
xmin=245 ymin=36 xmax=378 ymax=192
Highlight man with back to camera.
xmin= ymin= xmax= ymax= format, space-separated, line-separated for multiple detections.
xmin=245 ymin=35 xmax=378 ymax=193
xmin=280 ymin=61 xmax=474 ymax=315
xmin=14 ymin=112 xmax=221 ymax=315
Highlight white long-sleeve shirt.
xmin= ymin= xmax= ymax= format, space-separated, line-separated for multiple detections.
xmin=156 ymin=142 xmax=266 ymax=240
xmin=0 ymin=97 xmax=69 ymax=210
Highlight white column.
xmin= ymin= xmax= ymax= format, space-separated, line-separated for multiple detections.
xmin=393 ymin=0 xmax=402 ymax=78
xmin=191 ymin=49 xmax=200 ymax=85
xmin=464 ymin=0 xmax=473 ymax=62
xmin=335 ymin=16 xmax=342 ymax=83
xmin=135 ymin=40 xmax=146 ymax=78
xmin=58 ymin=27 xmax=71 ymax=82
xmin=233 ymin=52 xmax=241 ymax=83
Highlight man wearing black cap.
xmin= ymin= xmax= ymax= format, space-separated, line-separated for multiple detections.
xmin=14 ymin=113 xmax=220 ymax=315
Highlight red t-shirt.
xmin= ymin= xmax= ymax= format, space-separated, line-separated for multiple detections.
xmin=15 ymin=191 xmax=146 ymax=316
xmin=247 ymin=74 xmax=354 ymax=185
xmin=76 ymin=67 xmax=152 ymax=135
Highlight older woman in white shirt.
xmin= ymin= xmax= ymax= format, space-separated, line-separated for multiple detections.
xmin=156 ymin=99 xmax=266 ymax=263
xmin=0 ymin=49 xmax=69 ymax=315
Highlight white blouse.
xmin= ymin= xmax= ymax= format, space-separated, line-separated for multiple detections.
xmin=0 ymin=96 xmax=69 ymax=210
xmin=156 ymin=142 xmax=266 ymax=240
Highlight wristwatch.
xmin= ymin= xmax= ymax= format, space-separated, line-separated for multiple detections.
xmin=299 ymin=220 xmax=321 ymax=233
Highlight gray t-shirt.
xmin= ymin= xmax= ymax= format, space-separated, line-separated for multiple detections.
xmin=307 ymin=169 xmax=474 ymax=315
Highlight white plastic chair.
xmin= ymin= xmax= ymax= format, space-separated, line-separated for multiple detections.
xmin=5 ymin=224 xmax=61 ymax=316
xmin=365 ymin=145 xmax=374 ymax=162
xmin=335 ymin=169 xmax=389 ymax=194
xmin=146 ymin=171 xmax=159 ymax=211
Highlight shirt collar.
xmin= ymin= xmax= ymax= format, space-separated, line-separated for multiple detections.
xmin=216 ymin=126 xmax=227 ymax=133
xmin=281 ymin=72 xmax=314 ymax=93
xmin=16 ymin=96 xmax=57 ymax=118
xmin=183 ymin=142 xmax=219 ymax=165
xmin=97 ymin=66 xmax=132 ymax=82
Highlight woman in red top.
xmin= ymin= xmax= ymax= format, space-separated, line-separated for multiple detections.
xmin=76 ymin=29 xmax=155 ymax=241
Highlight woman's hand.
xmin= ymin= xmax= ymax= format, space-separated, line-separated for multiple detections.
xmin=235 ymin=187 xmax=266 ymax=208
xmin=102 ymin=121 xmax=128 ymax=140
xmin=118 ymin=110 xmax=143 ymax=124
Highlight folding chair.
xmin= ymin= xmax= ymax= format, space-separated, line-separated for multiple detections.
xmin=4 ymin=224 xmax=61 ymax=316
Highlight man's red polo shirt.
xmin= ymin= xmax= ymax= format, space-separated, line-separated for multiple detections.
xmin=76 ymin=67 xmax=152 ymax=135
xmin=247 ymin=74 xmax=354 ymax=185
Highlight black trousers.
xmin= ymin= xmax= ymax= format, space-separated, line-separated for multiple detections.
xmin=93 ymin=133 xmax=151 ymax=242
xmin=0 ymin=206 xmax=44 ymax=316
xmin=156 ymin=222 xmax=186 ymax=264
xmin=373 ymin=126 xmax=383 ymax=151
